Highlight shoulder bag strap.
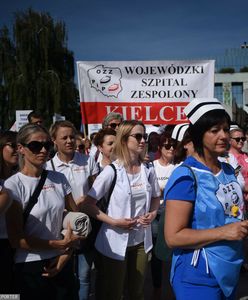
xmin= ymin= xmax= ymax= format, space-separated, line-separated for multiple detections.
xmin=106 ymin=163 xmax=117 ymax=206
xmin=23 ymin=169 xmax=48 ymax=226
xmin=181 ymin=164 xmax=197 ymax=192
xmin=50 ymin=158 xmax=56 ymax=171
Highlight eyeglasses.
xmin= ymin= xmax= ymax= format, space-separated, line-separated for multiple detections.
xmin=129 ymin=133 xmax=148 ymax=143
xmin=162 ymin=143 xmax=176 ymax=150
xmin=22 ymin=141 xmax=53 ymax=153
xmin=4 ymin=142 xmax=17 ymax=149
xmin=230 ymin=137 xmax=246 ymax=143
xmin=108 ymin=123 xmax=120 ymax=129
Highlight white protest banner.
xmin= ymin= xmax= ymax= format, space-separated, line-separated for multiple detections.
xmin=77 ymin=60 xmax=215 ymax=125
xmin=88 ymin=124 xmax=102 ymax=137
xmin=16 ymin=110 xmax=32 ymax=131
xmin=53 ymin=113 xmax=66 ymax=123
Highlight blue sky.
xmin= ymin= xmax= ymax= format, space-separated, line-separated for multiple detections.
xmin=1 ymin=0 xmax=248 ymax=63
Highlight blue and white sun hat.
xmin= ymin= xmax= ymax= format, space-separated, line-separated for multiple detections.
xmin=171 ymin=123 xmax=189 ymax=142
xmin=184 ymin=98 xmax=225 ymax=124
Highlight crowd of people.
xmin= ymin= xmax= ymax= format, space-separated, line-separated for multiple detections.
xmin=1 ymin=100 xmax=248 ymax=300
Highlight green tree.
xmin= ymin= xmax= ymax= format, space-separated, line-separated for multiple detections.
xmin=240 ymin=66 xmax=248 ymax=72
xmin=0 ymin=26 xmax=16 ymax=130
xmin=218 ymin=67 xmax=235 ymax=74
xmin=0 ymin=8 xmax=80 ymax=130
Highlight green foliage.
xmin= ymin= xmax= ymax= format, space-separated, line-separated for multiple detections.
xmin=240 ymin=66 xmax=248 ymax=73
xmin=0 ymin=8 xmax=80 ymax=130
xmin=218 ymin=67 xmax=235 ymax=74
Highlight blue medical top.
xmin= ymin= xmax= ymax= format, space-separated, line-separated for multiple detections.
xmin=163 ymin=156 xmax=244 ymax=295
xmin=165 ymin=156 xmax=210 ymax=201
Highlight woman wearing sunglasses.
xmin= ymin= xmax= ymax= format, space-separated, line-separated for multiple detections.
xmin=4 ymin=124 xmax=79 ymax=300
xmin=47 ymin=120 xmax=98 ymax=300
xmin=82 ymin=120 xmax=160 ymax=300
xmin=102 ymin=112 xmax=123 ymax=131
xmin=228 ymin=126 xmax=248 ymax=272
xmin=0 ymin=131 xmax=19 ymax=293
xmin=164 ymin=98 xmax=248 ymax=300
xmin=229 ymin=127 xmax=248 ymax=192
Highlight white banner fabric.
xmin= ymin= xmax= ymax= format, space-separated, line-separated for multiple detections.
xmin=77 ymin=60 xmax=215 ymax=125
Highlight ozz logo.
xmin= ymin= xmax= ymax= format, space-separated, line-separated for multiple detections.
xmin=216 ymin=181 xmax=243 ymax=219
xmin=87 ymin=65 xmax=122 ymax=98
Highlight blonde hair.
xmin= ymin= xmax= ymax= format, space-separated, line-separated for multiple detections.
xmin=49 ymin=120 xmax=77 ymax=140
xmin=112 ymin=120 xmax=145 ymax=167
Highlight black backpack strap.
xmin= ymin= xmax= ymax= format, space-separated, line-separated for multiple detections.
xmin=50 ymin=158 xmax=56 ymax=171
xmin=97 ymin=162 xmax=101 ymax=175
xmin=181 ymin=164 xmax=197 ymax=192
xmin=23 ymin=169 xmax=48 ymax=226
xmin=106 ymin=163 xmax=117 ymax=206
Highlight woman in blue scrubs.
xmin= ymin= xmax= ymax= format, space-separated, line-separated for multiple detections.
xmin=164 ymin=98 xmax=248 ymax=300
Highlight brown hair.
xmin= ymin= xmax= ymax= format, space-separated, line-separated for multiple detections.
xmin=94 ymin=128 xmax=116 ymax=147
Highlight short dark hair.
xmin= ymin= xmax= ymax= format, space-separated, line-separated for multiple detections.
xmin=158 ymin=132 xmax=173 ymax=148
xmin=27 ymin=111 xmax=43 ymax=123
xmin=94 ymin=128 xmax=116 ymax=147
xmin=188 ymin=109 xmax=231 ymax=157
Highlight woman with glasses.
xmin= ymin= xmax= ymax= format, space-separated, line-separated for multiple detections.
xmin=164 ymin=98 xmax=248 ymax=300
xmin=102 ymin=112 xmax=123 ymax=131
xmin=229 ymin=127 xmax=248 ymax=189
xmin=228 ymin=126 xmax=248 ymax=271
xmin=4 ymin=124 xmax=79 ymax=300
xmin=0 ymin=131 xmax=18 ymax=293
xmin=47 ymin=120 xmax=98 ymax=300
xmin=82 ymin=120 xmax=160 ymax=300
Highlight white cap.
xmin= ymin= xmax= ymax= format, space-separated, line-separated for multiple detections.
xmin=184 ymin=98 xmax=224 ymax=124
xmin=230 ymin=124 xmax=240 ymax=131
xmin=172 ymin=123 xmax=189 ymax=142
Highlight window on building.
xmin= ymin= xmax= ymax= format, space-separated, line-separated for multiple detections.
xmin=214 ymin=83 xmax=223 ymax=102
xmin=232 ymin=82 xmax=243 ymax=107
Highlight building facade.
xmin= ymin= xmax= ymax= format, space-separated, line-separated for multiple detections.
xmin=213 ymin=45 xmax=248 ymax=128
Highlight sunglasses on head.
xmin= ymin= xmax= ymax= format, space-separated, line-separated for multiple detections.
xmin=22 ymin=141 xmax=53 ymax=153
xmin=4 ymin=142 xmax=17 ymax=149
xmin=162 ymin=143 xmax=176 ymax=150
xmin=109 ymin=123 xmax=120 ymax=129
xmin=129 ymin=133 xmax=148 ymax=143
xmin=231 ymin=137 xmax=246 ymax=143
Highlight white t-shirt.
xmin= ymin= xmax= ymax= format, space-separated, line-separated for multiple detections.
xmin=46 ymin=152 xmax=98 ymax=200
xmin=153 ymin=160 xmax=175 ymax=214
xmin=153 ymin=160 xmax=175 ymax=192
xmin=127 ymin=172 xmax=146 ymax=246
xmin=4 ymin=171 xmax=71 ymax=263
